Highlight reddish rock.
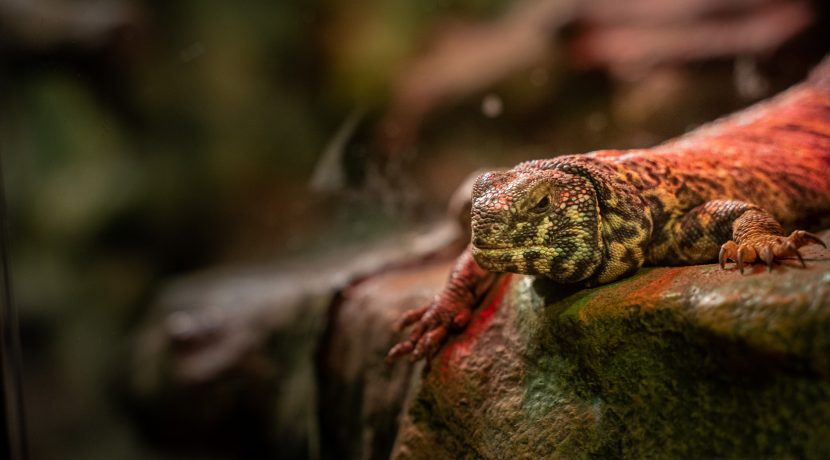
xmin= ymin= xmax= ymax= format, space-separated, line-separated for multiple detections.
xmin=123 ymin=223 xmax=463 ymax=458
xmin=316 ymin=262 xmax=452 ymax=460
xmin=391 ymin=233 xmax=830 ymax=459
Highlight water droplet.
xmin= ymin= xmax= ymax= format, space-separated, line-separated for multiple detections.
xmin=481 ymin=93 xmax=503 ymax=118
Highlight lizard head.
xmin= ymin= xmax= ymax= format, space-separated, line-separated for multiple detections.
xmin=470 ymin=168 xmax=603 ymax=283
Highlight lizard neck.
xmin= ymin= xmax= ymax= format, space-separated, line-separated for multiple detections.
xmin=550 ymin=157 xmax=654 ymax=285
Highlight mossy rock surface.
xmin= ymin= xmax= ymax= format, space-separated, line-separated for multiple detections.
xmin=392 ymin=233 xmax=830 ymax=459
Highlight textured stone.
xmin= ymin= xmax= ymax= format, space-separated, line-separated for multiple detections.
xmin=316 ymin=263 xmax=448 ymax=460
xmin=392 ymin=232 xmax=830 ymax=459
xmin=123 ymin=222 xmax=462 ymax=458
xmin=126 ymin=218 xmax=830 ymax=459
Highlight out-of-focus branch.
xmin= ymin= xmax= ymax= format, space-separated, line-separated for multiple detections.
xmin=573 ymin=0 xmax=813 ymax=75
xmin=377 ymin=0 xmax=577 ymax=154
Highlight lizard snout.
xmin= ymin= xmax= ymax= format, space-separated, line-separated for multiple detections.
xmin=472 ymin=237 xmax=493 ymax=248
xmin=472 ymin=222 xmax=508 ymax=249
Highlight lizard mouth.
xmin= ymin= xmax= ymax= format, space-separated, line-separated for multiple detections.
xmin=471 ymin=245 xmax=552 ymax=277
xmin=472 ymin=245 xmax=540 ymax=256
xmin=471 ymin=241 xmax=508 ymax=250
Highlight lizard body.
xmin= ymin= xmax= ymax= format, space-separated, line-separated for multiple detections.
xmin=388 ymin=59 xmax=830 ymax=362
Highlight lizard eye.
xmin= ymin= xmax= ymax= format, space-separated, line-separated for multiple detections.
xmin=531 ymin=195 xmax=550 ymax=213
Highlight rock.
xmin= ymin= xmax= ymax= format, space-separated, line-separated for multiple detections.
xmin=122 ymin=221 xmax=463 ymax=458
xmin=125 ymin=262 xmax=334 ymax=458
xmin=391 ymin=232 xmax=830 ymax=459
xmin=126 ymin=222 xmax=830 ymax=459
xmin=311 ymin=172 xmax=489 ymax=458
xmin=316 ymin=262 xmax=451 ymax=460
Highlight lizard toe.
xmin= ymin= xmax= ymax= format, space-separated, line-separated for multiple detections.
xmin=395 ymin=305 xmax=428 ymax=332
xmin=759 ymin=245 xmax=774 ymax=272
xmin=789 ymin=230 xmax=826 ymax=249
xmin=388 ymin=294 xmax=474 ymax=363
xmin=719 ymin=240 xmax=738 ymax=269
xmin=414 ymin=326 xmax=448 ymax=361
xmin=736 ymin=243 xmax=757 ymax=274
xmin=723 ymin=229 xmax=822 ymax=275
xmin=453 ymin=309 xmax=472 ymax=328
xmin=720 ymin=240 xmax=756 ymax=272
xmin=773 ymin=239 xmax=806 ymax=267
xmin=385 ymin=341 xmax=414 ymax=363
xmin=388 ymin=311 xmax=432 ymax=362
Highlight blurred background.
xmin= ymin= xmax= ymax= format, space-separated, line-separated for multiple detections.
xmin=1 ymin=0 xmax=828 ymax=458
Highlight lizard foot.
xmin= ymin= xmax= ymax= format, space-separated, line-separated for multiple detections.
xmin=386 ymin=297 xmax=472 ymax=363
xmin=718 ymin=230 xmax=826 ymax=274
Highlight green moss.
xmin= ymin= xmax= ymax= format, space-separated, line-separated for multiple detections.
xmin=559 ymin=291 xmax=597 ymax=319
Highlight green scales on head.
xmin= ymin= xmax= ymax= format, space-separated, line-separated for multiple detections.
xmin=469 ymin=159 xmax=652 ymax=286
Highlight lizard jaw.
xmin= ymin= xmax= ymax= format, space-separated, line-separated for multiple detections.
xmin=471 ymin=245 xmax=553 ymax=275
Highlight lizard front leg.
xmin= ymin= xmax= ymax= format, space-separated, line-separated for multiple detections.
xmin=386 ymin=245 xmax=497 ymax=362
xmin=720 ymin=210 xmax=825 ymax=273
xmin=667 ymin=199 xmax=825 ymax=272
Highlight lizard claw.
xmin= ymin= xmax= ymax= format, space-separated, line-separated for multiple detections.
xmin=386 ymin=295 xmax=472 ymax=363
xmin=386 ymin=340 xmax=414 ymax=363
xmin=386 ymin=308 xmax=432 ymax=363
xmin=719 ymin=241 xmax=735 ymax=269
xmin=412 ymin=325 xmax=448 ymax=361
xmin=718 ymin=229 xmax=824 ymax=273
xmin=789 ymin=230 xmax=826 ymax=249
xmin=395 ymin=306 xmax=428 ymax=332
xmin=720 ymin=240 xmax=756 ymax=274
xmin=787 ymin=241 xmax=806 ymax=268
xmin=759 ymin=245 xmax=774 ymax=272
xmin=736 ymin=244 xmax=753 ymax=274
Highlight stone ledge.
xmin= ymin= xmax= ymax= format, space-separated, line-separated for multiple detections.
xmin=392 ymin=232 xmax=830 ymax=459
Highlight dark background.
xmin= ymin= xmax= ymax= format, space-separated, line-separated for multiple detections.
xmin=1 ymin=0 xmax=828 ymax=458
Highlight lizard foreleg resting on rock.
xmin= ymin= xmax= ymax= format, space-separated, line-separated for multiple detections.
xmin=386 ymin=247 xmax=497 ymax=362
xmin=670 ymin=200 xmax=825 ymax=272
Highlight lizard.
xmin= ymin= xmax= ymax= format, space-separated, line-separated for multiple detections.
xmin=387 ymin=57 xmax=830 ymax=362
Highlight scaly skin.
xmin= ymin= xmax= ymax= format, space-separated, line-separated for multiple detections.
xmin=387 ymin=58 xmax=830 ymax=362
